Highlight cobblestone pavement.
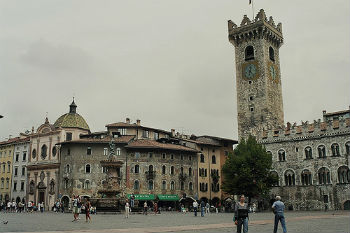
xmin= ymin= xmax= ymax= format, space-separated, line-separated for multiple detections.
xmin=0 ymin=211 xmax=349 ymax=233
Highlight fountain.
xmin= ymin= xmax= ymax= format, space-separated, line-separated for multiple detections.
xmin=90 ymin=139 xmax=125 ymax=212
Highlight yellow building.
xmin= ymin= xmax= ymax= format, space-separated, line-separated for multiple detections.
xmin=0 ymin=137 xmax=19 ymax=203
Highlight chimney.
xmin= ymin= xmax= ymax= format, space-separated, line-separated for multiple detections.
xmin=171 ymin=129 xmax=175 ymax=137
xmin=126 ymin=118 xmax=130 ymax=124
xmin=136 ymin=119 xmax=141 ymax=126
xmin=322 ymin=110 xmax=326 ymax=115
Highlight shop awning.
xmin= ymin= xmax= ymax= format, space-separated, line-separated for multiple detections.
xmin=127 ymin=194 xmax=155 ymax=200
xmin=157 ymin=194 xmax=179 ymax=201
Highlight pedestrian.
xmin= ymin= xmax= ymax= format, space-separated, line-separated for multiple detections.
xmin=154 ymin=202 xmax=158 ymax=215
xmin=85 ymin=200 xmax=91 ymax=222
xmin=205 ymin=202 xmax=210 ymax=214
xmin=12 ymin=200 xmax=16 ymax=213
xmin=193 ymin=200 xmax=198 ymax=216
xmin=234 ymin=194 xmax=249 ymax=233
xmin=77 ymin=196 xmax=82 ymax=220
xmin=72 ymin=195 xmax=78 ymax=221
xmin=7 ymin=201 xmax=11 ymax=213
xmin=143 ymin=201 xmax=148 ymax=215
xmin=125 ymin=200 xmax=130 ymax=218
xmin=130 ymin=194 xmax=135 ymax=208
xmin=272 ymin=196 xmax=287 ymax=233
xmin=200 ymin=200 xmax=205 ymax=217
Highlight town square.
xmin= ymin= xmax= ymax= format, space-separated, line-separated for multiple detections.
xmin=0 ymin=0 xmax=349 ymax=232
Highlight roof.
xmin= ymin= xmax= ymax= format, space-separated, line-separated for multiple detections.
xmin=125 ymin=139 xmax=198 ymax=153
xmin=106 ymin=122 xmax=171 ymax=135
xmin=0 ymin=137 xmax=28 ymax=146
xmin=54 ymin=113 xmax=90 ymax=131
xmin=197 ymin=135 xmax=238 ymax=144
xmin=323 ymin=109 xmax=350 ymax=117
xmin=60 ymin=135 xmax=135 ymax=145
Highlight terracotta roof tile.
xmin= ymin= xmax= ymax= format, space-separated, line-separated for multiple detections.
xmin=332 ymin=120 xmax=339 ymax=129
xmin=125 ymin=139 xmax=198 ymax=153
xmin=296 ymin=126 xmax=302 ymax=134
xmin=320 ymin=122 xmax=327 ymax=131
xmin=308 ymin=124 xmax=314 ymax=133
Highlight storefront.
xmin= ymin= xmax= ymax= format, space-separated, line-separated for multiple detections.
xmin=157 ymin=194 xmax=179 ymax=211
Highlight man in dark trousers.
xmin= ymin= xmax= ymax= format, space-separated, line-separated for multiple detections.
xmin=200 ymin=200 xmax=205 ymax=217
xmin=272 ymin=196 xmax=287 ymax=233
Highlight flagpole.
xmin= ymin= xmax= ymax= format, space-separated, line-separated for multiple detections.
xmin=251 ymin=0 xmax=255 ymax=21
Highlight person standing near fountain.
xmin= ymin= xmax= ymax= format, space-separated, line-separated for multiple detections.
xmin=85 ymin=200 xmax=91 ymax=223
xmin=125 ymin=200 xmax=130 ymax=218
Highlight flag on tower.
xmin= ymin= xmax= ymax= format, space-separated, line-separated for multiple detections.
xmin=249 ymin=0 xmax=252 ymax=4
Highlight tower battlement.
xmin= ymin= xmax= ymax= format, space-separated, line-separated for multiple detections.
xmin=258 ymin=117 xmax=350 ymax=144
xmin=228 ymin=9 xmax=283 ymax=48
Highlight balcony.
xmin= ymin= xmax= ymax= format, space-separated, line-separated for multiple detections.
xmin=145 ymin=171 xmax=156 ymax=180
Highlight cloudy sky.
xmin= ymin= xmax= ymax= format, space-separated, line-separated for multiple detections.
xmin=0 ymin=0 xmax=349 ymax=141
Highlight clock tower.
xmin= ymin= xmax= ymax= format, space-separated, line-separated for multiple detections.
xmin=228 ymin=9 xmax=285 ymax=140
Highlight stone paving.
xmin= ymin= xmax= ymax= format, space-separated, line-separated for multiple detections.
xmin=0 ymin=211 xmax=349 ymax=233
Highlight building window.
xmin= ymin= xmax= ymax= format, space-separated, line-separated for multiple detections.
xmin=66 ymin=132 xmax=72 ymax=141
xmin=134 ymin=165 xmax=140 ymax=174
xmin=13 ymin=182 xmax=17 ymax=191
xmin=170 ymin=166 xmax=174 ymax=175
xmin=331 ymin=143 xmax=340 ymax=157
xmin=344 ymin=141 xmax=350 ymax=155
xmin=180 ymin=154 xmax=184 ymax=160
xmin=20 ymin=181 xmax=25 ymax=191
xmin=41 ymin=145 xmax=47 ymax=159
xmin=65 ymin=164 xmax=70 ymax=173
xmin=269 ymin=46 xmax=275 ymax=61
xmin=305 ymin=147 xmax=313 ymax=159
xmin=162 ymin=165 xmax=166 ymax=175
xmin=284 ymin=170 xmax=295 ymax=186
xmin=318 ymin=167 xmax=331 ymax=185
xmin=87 ymin=147 xmax=92 ymax=155
xmin=171 ymin=154 xmax=174 ymax=160
xmin=149 ymin=152 xmax=153 ymax=158
xmin=135 ymin=152 xmax=140 ymax=159
xmin=85 ymin=164 xmax=91 ymax=173
xmin=116 ymin=148 xmax=121 ymax=156
xmin=64 ymin=179 xmax=69 ymax=189
xmin=278 ymin=150 xmax=286 ymax=162
xmin=154 ymin=132 xmax=159 ymax=140
xmin=189 ymin=182 xmax=193 ymax=191
xmin=318 ymin=145 xmax=326 ymax=158
xmin=270 ymin=171 xmax=279 ymax=186
xmin=170 ymin=181 xmax=175 ymax=190
xmin=250 ymin=107 xmax=254 ymax=112
xmin=245 ymin=45 xmax=254 ymax=61
xmin=148 ymin=180 xmax=154 ymax=190
xmin=162 ymin=180 xmax=166 ymax=190
xmin=84 ymin=180 xmax=90 ymax=189
xmin=118 ymin=128 xmax=127 ymax=135
xmin=337 ymin=166 xmax=350 ymax=184
xmin=52 ymin=147 xmax=57 ymax=157
xmin=7 ymin=162 xmax=11 ymax=173
xmin=148 ymin=165 xmax=154 ymax=172
xmin=103 ymin=148 xmax=108 ymax=156
xmin=212 ymin=155 xmax=216 ymax=164
xmin=143 ymin=130 xmax=149 ymax=138
xmin=15 ymin=153 xmax=19 ymax=162
xmin=67 ymin=148 xmax=71 ymax=156
xmin=189 ymin=155 xmax=192 ymax=161
xmin=134 ymin=180 xmax=139 ymax=190
xmin=301 ymin=170 xmax=312 ymax=186
xmin=0 ymin=178 xmax=4 ymax=188
xmin=162 ymin=153 xmax=166 ymax=159
xmin=180 ymin=181 xmax=185 ymax=190
xmin=21 ymin=167 xmax=25 ymax=176
xmin=200 ymin=154 xmax=205 ymax=163
xmin=188 ymin=167 xmax=192 ymax=176
xmin=249 ymin=96 xmax=254 ymax=101
xmin=2 ymin=163 xmax=5 ymax=173
xmin=14 ymin=167 xmax=18 ymax=176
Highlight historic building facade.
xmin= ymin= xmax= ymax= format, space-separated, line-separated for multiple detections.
xmin=26 ymin=100 xmax=90 ymax=210
xmin=11 ymin=136 xmax=30 ymax=203
xmin=228 ymin=9 xmax=350 ymax=210
xmin=0 ymin=138 xmax=17 ymax=203
xmin=58 ymin=119 xmax=199 ymax=208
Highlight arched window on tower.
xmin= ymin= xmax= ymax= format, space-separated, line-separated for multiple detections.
xmin=318 ymin=167 xmax=331 ymax=185
xmin=318 ymin=145 xmax=326 ymax=158
xmin=305 ymin=146 xmax=313 ymax=159
xmin=278 ymin=150 xmax=286 ymax=162
xmin=134 ymin=180 xmax=139 ymax=190
xmin=212 ymin=155 xmax=216 ymax=164
xmin=134 ymin=165 xmax=139 ymax=174
xmin=245 ymin=46 xmax=254 ymax=61
xmin=331 ymin=143 xmax=340 ymax=157
xmin=270 ymin=171 xmax=279 ymax=187
xmin=345 ymin=141 xmax=350 ymax=155
xmin=301 ymin=169 xmax=312 ymax=186
xmin=269 ymin=46 xmax=275 ymax=61
xmin=337 ymin=166 xmax=350 ymax=184
xmin=284 ymin=169 xmax=295 ymax=186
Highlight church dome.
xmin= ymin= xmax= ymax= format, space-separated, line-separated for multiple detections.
xmin=53 ymin=100 xmax=90 ymax=131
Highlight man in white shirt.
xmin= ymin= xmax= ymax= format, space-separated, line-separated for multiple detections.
xmin=193 ymin=200 xmax=198 ymax=217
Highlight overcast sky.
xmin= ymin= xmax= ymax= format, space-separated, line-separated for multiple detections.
xmin=0 ymin=0 xmax=349 ymax=141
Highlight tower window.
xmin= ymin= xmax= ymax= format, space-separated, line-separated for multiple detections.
xmin=250 ymin=107 xmax=254 ymax=112
xmin=245 ymin=46 xmax=254 ymax=61
xmin=249 ymin=96 xmax=254 ymax=101
xmin=248 ymin=81 xmax=252 ymax=85
xmin=269 ymin=47 xmax=275 ymax=61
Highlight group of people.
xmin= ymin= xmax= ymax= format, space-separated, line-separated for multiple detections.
xmin=192 ymin=200 xmax=218 ymax=217
xmin=0 ymin=200 xmax=41 ymax=213
xmin=71 ymin=195 xmax=93 ymax=223
xmin=233 ymin=194 xmax=287 ymax=233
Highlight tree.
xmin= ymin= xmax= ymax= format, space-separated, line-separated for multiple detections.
xmin=222 ymin=135 xmax=277 ymax=202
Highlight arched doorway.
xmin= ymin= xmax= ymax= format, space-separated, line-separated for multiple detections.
xmin=344 ymin=200 xmax=350 ymax=210
xmin=211 ymin=197 xmax=220 ymax=207
xmin=61 ymin=196 xmax=70 ymax=210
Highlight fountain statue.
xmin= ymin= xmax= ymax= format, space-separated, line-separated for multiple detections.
xmin=90 ymin=139 xmax=125 ymax=212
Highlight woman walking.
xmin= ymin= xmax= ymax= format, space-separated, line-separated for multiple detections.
xmin=85 ymin=200 xmax=91 ymax=222
xmin=234 ymin=195 xmax=249 ymax=233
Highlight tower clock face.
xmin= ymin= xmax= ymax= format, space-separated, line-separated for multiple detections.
xmin=242 ymin=61 xmax=259 ymax=80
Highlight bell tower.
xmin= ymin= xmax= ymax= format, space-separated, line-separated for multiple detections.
xmin=228 ymin=9 xmax=285 ymax=140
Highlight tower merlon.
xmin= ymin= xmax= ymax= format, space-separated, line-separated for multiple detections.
xmin=228 ymin=9 xmax=283 ymax=48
